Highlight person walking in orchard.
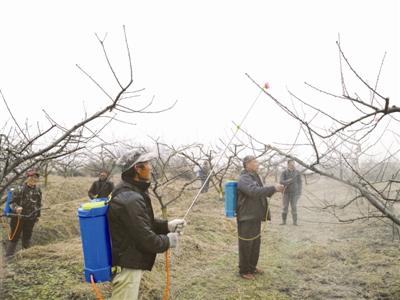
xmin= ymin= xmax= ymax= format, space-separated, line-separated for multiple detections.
xmin=279 ymin=159 xmax=303 ymax=226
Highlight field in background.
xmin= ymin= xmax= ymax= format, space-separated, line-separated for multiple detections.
xmin=1 ymin=175 xmax=400 ymax=299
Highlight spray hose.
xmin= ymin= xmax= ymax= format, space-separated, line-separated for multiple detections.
xmin=1 ymin=208 xmax=45 ymax=240
xmin=164 ymin=249 xmax=170 ymax=300
xmin=89 ymin=251 xmax=171 ymax=300
xmin=90 ymin=274 xmax=103 ymax=300
xmin=1 ymin=215 xmax=20 ymax=240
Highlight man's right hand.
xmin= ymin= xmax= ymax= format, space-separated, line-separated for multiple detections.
xmin=274 ymin=184 xmax=285 ymax=193
xmin=167 ymin=232 xmax=180 ymax=248
xmin=168 ymin=219 xmax=187 ymax=234
xmin=16 ymin=207 xmax=23 ymax=214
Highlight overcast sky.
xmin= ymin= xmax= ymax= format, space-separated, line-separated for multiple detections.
xmin=1 ymin=1 xmax=399 ymax=160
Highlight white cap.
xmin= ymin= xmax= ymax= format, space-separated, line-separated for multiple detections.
xmin=117 ymin=150 xmax=157 ymax=174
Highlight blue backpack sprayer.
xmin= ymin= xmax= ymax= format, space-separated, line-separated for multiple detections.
xmin=77 ymin=199 xmax=111 ymax=283
xmin=3 ymin=189 xmax=14 ymax=217
xmin=224 ymin=181 xmax=238 ymax=218
xmin=77 ymin=80 xmax=271 ymax=299
xmin=77 ymin=197 xmax=113 ymax=299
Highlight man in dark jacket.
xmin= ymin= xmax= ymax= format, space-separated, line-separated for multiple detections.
xmin=279 ymin=159 xmax=303 ymax=226
xmin=6 ymin=170 xmax=42 ymax=257
xmin=88 ymin=167 xmax=114 ymax=200
xmin=107 ymin=150 xmax=186 ymax=300
xmin=236 ymin=155 xmax=284 ymax=280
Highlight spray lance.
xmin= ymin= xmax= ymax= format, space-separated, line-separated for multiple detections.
xmin=182 ymin=75 xmax=361 ymax=231
xmin=157 ymin=80 xmax=272 ymax=299
xmin=182 ymin=81 xmax=271 ymax=221
xmin=1 ymin=208 xmax=49 ymax=219
xmin=236 ymin=76 xmax=364 ymax=226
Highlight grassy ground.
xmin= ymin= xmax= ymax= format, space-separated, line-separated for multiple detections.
xmin=1 ymin=175 xmax=400 ymax=299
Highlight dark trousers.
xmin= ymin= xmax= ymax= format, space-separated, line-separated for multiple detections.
xmin=200 ymin=178 xmax=209 ymax=193
xmin=238 ymin=220 xmax=261 ymax=274
xmin=282 ymin=194 xmax=300 ymax=214
xmin=9 ymin=217 xmax=36 ymax=248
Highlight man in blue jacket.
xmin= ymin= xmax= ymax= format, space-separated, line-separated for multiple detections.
xmin=236 ymin=155 xmax=284 ymax=280
xmin=107 ymin=150 xmax=186 ymax=299
xmin=279 ymin=159 xmax=303 ymax=226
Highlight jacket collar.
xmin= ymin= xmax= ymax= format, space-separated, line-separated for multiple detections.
xmin=241 ymin=169 xmax=262 ymax=184
xmin=120 ymin=175 xmax=151 ymax=192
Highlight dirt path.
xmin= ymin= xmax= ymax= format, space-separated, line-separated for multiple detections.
xmin=261 ymin=176 xmax=400 ymax=299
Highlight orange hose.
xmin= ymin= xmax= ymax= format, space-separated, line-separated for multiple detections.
xmin=164 ymin=249 xmax=170 ymax=300
xmin=2 ymin=215 xmax=20 ymax=240
xmin=86 ymin=247 xmax=170 ymax=300
xmin=90 ymin=274 xmax=103 ymax=300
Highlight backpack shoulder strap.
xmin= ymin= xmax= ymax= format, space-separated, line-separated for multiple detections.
xmin=106 ymin=185 xmax=136 ymax=266
xmin=106 ymin=186 xmax=132 ymax=204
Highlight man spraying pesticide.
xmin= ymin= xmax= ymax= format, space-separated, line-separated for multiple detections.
xmin=235 ymin=155 xmax=284 ymax=280
xmin=78 ymin=150 xmax=186 ymax=300
xmin=77 ymin=78 xmax=275 ymax=298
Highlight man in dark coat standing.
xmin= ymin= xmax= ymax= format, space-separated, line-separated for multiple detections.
xmin=236 ymin=155 xmax=284 ymax=280
xmin=279 ymin=159 xmax=303 ymax=226
xmin=200 ymin=161 xmax=211 ymax=193
xmin=6 ymin=170 xmax=42 ymax=257
xmin=88 ymin=167 xmax=114 ymax=200
xmin=107 ymin=150 xmax=187 ymax=300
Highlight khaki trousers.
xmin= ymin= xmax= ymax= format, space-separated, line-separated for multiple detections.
xmin=110 ymin=268 xmax=144 ymax=300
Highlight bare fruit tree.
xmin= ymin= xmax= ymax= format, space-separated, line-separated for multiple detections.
xmin=151 ymin=141 xmax=200 ymax=219
xmin=0 ymin=26 xmax=176 ymax=200
xmin=83 ymin=142 xmax=121 ymax=177
xmin=245 ymin=38 xmax=400 ymax=227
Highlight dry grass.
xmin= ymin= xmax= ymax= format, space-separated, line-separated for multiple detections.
xmin=1 ymin=175 xmax=400 ymax=299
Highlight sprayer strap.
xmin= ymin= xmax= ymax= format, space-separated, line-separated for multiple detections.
xmin=111 ymin=265 xmax=122 ymax=275
xmin=108 ymin=185 xmax=137 ymax=266
xmin=111 ymin=234 xmax=130 ymax=275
